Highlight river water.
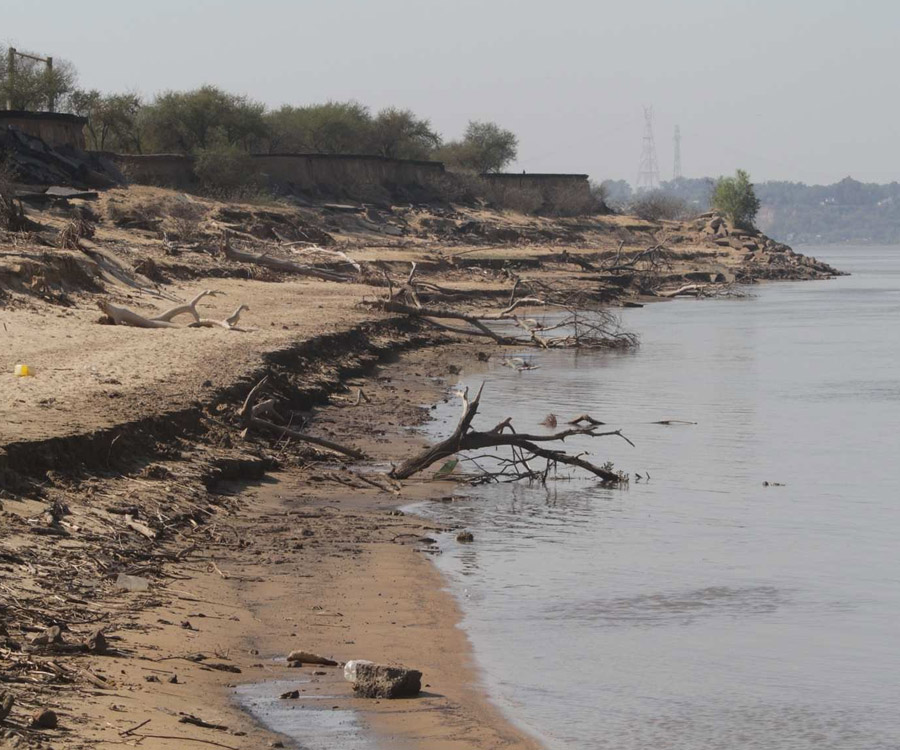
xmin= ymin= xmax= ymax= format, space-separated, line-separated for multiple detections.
xmin=414 ymin=247 xmax=900 ymax=749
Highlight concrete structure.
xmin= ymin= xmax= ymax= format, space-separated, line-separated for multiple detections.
xmin=0 ymin=110 xmax=86 ymax=150
xmin=106 ymin=152 xmax=446 ymax=196
xmin=481 ymin=172 xmax=592 ymax=201
xmin=252 ymin=153 xmax=444 ymax=194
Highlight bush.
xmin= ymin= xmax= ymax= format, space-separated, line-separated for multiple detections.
xmin=193 ymin=145 xmax=263 ymax=199
xmin=166 ymin=200 xmax=207 ymax=241
xmin=630 ymin=189 xmax=690 ymax=221
xmin=711 ymin=169 xmax=760 ymax=229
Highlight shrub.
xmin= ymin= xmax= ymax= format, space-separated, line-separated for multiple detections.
xmin=630 ymin=189 xmax=690 ymax=221
xmin=193 ymin=145 xmax=264 ymax=199
xmin=166 ymin=200 xmax=207 ymax=241
xmin=711 ymin=169 xmax=760 ymax=229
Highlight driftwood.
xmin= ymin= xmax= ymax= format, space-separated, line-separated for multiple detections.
xmin=98 ymin=291 xmax=249 ymax=331
xmin=654 ymin=283 xmax=702 ymax=298
xmin=389 ymin=384 xmax=631 ymax=484
xmin=238 ymin=377 xmax=365 ymax=460
xmin=220 ymin=232 xmax=354 ymax=282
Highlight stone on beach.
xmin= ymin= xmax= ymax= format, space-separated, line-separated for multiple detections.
xmin=351 ymin=663 xmax=422 ymax=699
xmin=31 ymin=708 xmax=58 ymax=729
xmin=286 ymin=650 xmax=337 ymax=666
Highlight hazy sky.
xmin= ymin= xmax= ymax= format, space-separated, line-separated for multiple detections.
xmin=5 ymin=0 xmax=898 ymax=185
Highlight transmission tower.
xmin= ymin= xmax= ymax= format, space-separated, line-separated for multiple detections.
xmin=636 ymin=106 xmax=660 ymax=191
xmin=673 ymin=125 xmax=682 ymax=180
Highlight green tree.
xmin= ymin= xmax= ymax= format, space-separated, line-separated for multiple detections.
xmin=368 ymin=107 xmax=441 ymax=159
xmin=66 ymin=90 xmax=143 ymax=152
xmin=711 ymin=169 xmax=761 ymax=229
xmin=264 ymin=101 xmax=372 ymax=154
xmin=437 ymin=120 xmax=518 ymax=173
xmin=139 ymin=86 xmax=267 ymax=154
xmin=0 ymin=45 xmax=78 ymax=111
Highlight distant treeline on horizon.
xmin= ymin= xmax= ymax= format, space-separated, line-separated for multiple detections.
xmin=602 ymin=176 xmax=900 ymax=245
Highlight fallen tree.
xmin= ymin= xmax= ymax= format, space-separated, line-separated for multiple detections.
xmin=220 ymin=231 xmax=355 ymax=282
xmin=389 ymin=384 xmax=632 ymax=484
xmin=379 ymin=264 xmax=637 ymax=350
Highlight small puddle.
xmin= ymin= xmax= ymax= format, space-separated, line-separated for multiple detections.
xmin=234 ymin=679 xmax=378 ymax=750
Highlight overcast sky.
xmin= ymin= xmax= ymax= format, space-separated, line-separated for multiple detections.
xmin=5 ymin=0 xmax=897 ymax=185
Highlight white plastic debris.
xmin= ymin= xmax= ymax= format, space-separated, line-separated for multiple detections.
xmin=343 ymin=659 xmax=374 ymax=683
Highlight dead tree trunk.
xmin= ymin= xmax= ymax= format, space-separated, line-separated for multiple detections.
xmin=220 ymin=232 xmax=354 ymax=282
xmin=389 ymin=385 xmax=631 ymax=484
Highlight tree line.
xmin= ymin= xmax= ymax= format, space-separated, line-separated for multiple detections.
xmin=0 ymin=45 xmax=519 ymax=173
xmin=603 ymin=172 xmax=900 ymax=243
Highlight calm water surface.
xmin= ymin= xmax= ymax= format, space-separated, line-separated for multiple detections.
xmin=414 ymin=247 xmax=900 ymax=749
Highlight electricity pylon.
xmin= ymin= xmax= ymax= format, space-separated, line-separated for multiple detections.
xmin=636 ymin=106 xmax=660 ymax=192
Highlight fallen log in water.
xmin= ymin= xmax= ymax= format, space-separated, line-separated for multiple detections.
xmin=389 ymin=384 xmax=632 ymax=484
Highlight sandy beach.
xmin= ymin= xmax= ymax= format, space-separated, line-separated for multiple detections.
xmin=0 ymin=184 xmax=839 ymax=749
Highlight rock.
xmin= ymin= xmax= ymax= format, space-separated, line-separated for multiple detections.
xmin=352 ymin=663 xmax=422 ymax=699
xmin=286 ymin=651 xmax=337 ymax=666
xmin=30 ymin=708 xmax=58 ymax=729
xmin=456 ymin=531 xmax=474 ymax=543
xmin=279 ymin=690 xmax=300 ymax=700
xmin=115 ymin=573 xmax=149 ymax=592
xmin=343 ymin=659 xmax=375 ymax=682
xmin=29 ymin=625 xmax=63 ymax=646
xmin=85 ymin=628 xmax=109 ymax=654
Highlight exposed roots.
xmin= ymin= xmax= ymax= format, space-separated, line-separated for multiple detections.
xmin=237 ymin=377 xmax=365 ymax=460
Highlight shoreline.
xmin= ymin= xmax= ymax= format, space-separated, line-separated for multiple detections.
xmin=0 ymin=185 xmax=845 ymax=749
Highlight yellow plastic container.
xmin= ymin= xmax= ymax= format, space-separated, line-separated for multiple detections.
xmin=14 ymin=364 xmax=30 ymax=377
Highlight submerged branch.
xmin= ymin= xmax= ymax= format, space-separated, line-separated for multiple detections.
xmin=389 ymin=385 xmax=631 ymax=485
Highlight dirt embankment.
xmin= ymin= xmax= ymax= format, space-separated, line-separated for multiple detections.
xmin=0 ymin=184 xmax=842 ymax=748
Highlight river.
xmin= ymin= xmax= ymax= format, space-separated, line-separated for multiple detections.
xmin=414 ymin=246 xmax=900 ymax=749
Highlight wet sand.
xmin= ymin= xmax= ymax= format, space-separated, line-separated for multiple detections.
xmin=29 ymin=344 xmax=542 ymax=750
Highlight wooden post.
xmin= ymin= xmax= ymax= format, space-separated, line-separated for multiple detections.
xmin=6 ymin=47 xmax=15 ymax=110
xmin=46 ymin=56 xmax=54 ymax=112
